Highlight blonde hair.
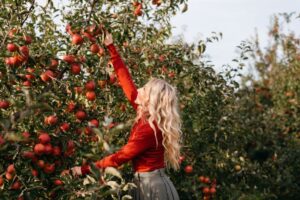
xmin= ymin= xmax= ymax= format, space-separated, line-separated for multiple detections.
xmin=134 ymin=78 xmax=182 ymax=171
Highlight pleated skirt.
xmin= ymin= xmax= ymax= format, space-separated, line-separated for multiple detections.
xmin=129 ymin=168 xmax=180 ymax=200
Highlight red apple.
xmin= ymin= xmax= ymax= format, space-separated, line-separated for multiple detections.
xmin=0 ymin=100 xmax=10 ymax=109
xmin=184 ymin=165 xmax=193 ymax=174
xmin=23 ymin=80 xmax=31 ymax=87
xmin=50 ymin=59 xmax=59 ymax=69
xmin=159 ymin=55 xmax=165 ymax=62
xmin=85 ymin=80 xmax=96 ymax=91
xmin=22 ymin=131 xmax=30 ymax=138
xmin=76 ymin=110 xmax=86 ymax=120
xmin=60 ymin=122 xmax=70 ymax=132
xmin=203 ymin=177 xmax=210 ymax=183
xmin=133 ymin=2 xmax=139 ymax=7
xmin=31 ymin=169 xmax=38 ymax=177
xmin=84 ymin=127 xmax=93 ymax=135
xmin=74 ymin=86 xmax=83 ymax=94
xmin=134 ymin=8 xmax=143 ymax=16
xmin=22 ymin=151 xmax=35 ymax=159
xmin=52 ymin=146 xmax=61 ymax=156
xmin=70 ymin=63 xmax=81 ymax=74
xmin=199 ymin=176 xmax=205 ymax=183
xmin=179 ymin=155 xmax=185 ymax=164
xmin=38 ymin=133 xmax=51 ymax=144
xmin=72 ymin=34 xmax=83 ymax=45
xmin=7 ymin=43 xmax=18 ymax=52
xmin=7 ymin=164 xmax=15 ymax=174
xmin=67 ymin=102 xmax=76 ymax=112
xmin=63 ymin=55 xmax=76 ymax=63
xmin=25 ymin=74 xmax=35 ymax=80
xmin=97 ymin=47 xmax=105 ymax=57
xmin=0 ymin=177 xmax=4 ymax=186
xmin=90 ymin=43 xmax=100 ymax=54
xmin=203 ymin=187 xmax=210 ymax=194
xmin=40 ymin=70 xmax=54 ymax=82
xmin=34 ymin=143 xmax=45 ymax=155
xmin=54 ymin=179 xmax=63 ymax=186
xmin=44 ymin=143 xmax=53 ymax=155
xmin=89 ymin=119 xmax=99 ymax=127
xmin=66 ymin=24 xmax=73 ymax=35
xmin=8 ymin=28 xmax=17 ymax=38
xmin=109 ymin=74 xmax=116 ymax=84
xmin=86 ymin=91 xmax=96 ymax=101
xmin=44 ymin=115 xmax=58 ymax=125
xmin=43 ymin=163 xmax=55 ymax=174
xmin=23 ymin=35 xmax=32 ymax=44
xmin=11 ymin=180 xmax=22 ymax=190
xmin=210 ymin=187 xmax=216 ymax=194
xmin=0 ymin=135 xmax=5 ymax=146
xmin=5 ymin=171 xmax=14 ymax=180
xmin=19 ymin=46 xmax=29 ymax=57
xmin=37 ymin=160 xmax=45 ymax=168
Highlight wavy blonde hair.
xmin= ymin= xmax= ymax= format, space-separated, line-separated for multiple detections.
xmin=134 ymin=78 xmax=182 ymax=171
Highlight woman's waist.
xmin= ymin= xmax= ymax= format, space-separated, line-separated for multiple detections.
xmin=134 ymin=167 xmax=166 ymax=178
xmin=132 ymin=157 xmax=165 ymax=172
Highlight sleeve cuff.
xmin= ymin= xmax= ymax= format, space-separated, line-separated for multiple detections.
xmin=106 ymin=43 xmax=117 ymax=55
xmin=95 ymin=154 xmax=119 ymax=168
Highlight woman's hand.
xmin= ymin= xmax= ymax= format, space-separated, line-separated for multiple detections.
xmin=104 ymin=32 xmax=113 ymax=46
xmin=71 ymin=166 xmax=82 ymax=176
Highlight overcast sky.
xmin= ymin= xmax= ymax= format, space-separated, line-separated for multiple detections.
xmin=170 ymin=0 xmax=300 ymax=73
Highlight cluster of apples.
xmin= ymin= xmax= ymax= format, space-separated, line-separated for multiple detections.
xmin=4 ymin=28 xmax=35 ymax=87
xmin=65 ymin=100 xmax=101 ymax=142
xmin=5 ymin=29 xmax=31 ymax=67
xmin=67 ymin=24 xmax=104 ymax=53
xmin=132 ymin=0 xmax=162 ymax=17
xmin=133 ymin=2 xmax=143 ymax=16
xmin=0 ymin=164 xmax=22 ymax=190
xmin=178 ymin=155 xmax=194 ymax=174
xmin=198 ymin=175 xmax=217 ymax=200
xmin=63 ymin=24 xmax=105 ymax=76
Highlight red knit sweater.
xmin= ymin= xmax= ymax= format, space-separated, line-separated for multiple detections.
xmin=81 ymin=44 xmax=165 ymax=175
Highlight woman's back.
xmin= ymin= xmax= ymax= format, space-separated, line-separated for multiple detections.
xmin=130 ymin=119 xmax=164 ymax=172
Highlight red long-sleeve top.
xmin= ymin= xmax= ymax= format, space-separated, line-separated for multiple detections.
xmin=81 ymin=44 xmax=164 ymax=175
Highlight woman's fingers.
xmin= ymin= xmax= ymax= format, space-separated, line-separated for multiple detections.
xmin=71 ymin=166 xmax=82 ymax=176
xmin=104 ymin=32 xmax=113 ymax=46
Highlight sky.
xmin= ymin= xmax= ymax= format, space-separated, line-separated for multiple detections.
xmin=170 ymin=0 xmax=300 ymax=73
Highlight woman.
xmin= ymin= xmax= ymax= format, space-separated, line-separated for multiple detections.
xmin=73 ymin=33 xmax=182 ymax=200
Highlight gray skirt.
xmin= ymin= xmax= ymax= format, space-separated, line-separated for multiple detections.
xmin=129 ymin=168 xmax=180 ymax=200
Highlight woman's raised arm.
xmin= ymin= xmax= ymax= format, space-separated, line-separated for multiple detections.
xmin=104 ymin=33 xmax=138 ymax=110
